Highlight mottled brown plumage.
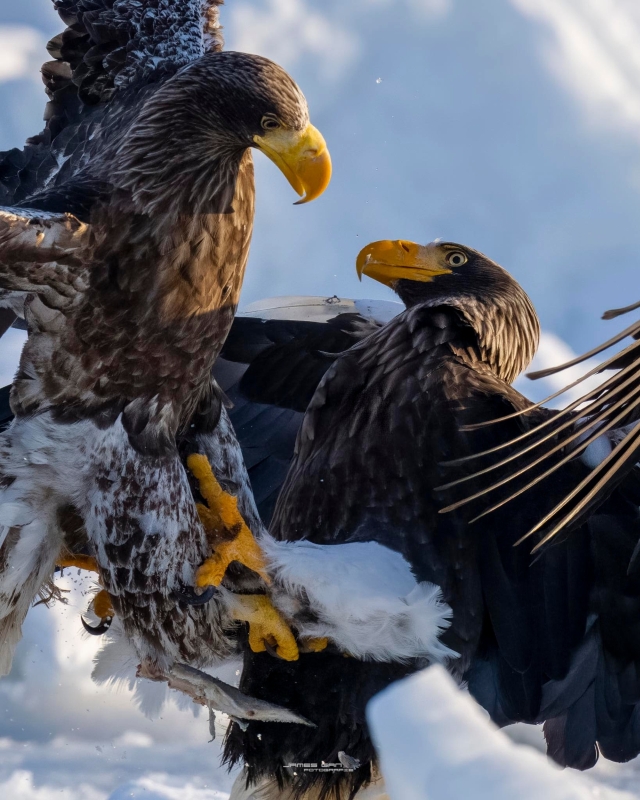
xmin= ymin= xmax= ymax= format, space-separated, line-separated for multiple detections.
xmin=11 ymin=147 xmax=255 ymax=453
xmin=0 ymin=0 xmax=330 ymax=681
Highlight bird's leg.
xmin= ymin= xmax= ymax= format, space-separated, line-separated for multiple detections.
xmin=227 ymin=593 xmax=299 ymax=661
xmin=56 ymin=553 xmax=99 ymax=572
xmin=187 ymin=453 xmax=300 ymax=660
xmin=186 ymin=454 xmax=270 ymax=586
xmin=56 ymin=551 xmax=115 ymax=629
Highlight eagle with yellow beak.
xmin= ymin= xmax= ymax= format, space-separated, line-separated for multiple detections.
xmin=0 ymin=0 xmax=330 ymax=680
xmin=216 ymin=241 xmax=640 ymax=799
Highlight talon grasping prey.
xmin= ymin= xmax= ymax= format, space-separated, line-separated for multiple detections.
xmin=188 ymin=453 xmax=298 ymax=661
xmin=188 ymin=453 xmax=271 ymax=586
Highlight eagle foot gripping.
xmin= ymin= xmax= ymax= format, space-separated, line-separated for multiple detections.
xmin=187 ymin=453 xmax=271 ymax=586
xmin=56 ymin=553 xmax=99 ymax=573
xmin=229 ymin=594 xmax=299 ymax=661
xmin=187 ymin=454 xmax=300 ymax=660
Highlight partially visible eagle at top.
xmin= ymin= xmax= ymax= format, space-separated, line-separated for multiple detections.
xmin=0 ymin=0 xmax=331 ymax=677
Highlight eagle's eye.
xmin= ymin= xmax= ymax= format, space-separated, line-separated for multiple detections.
xmin=261 ymin=115 xmax=281 ymax=131
xmin=446 ymin=251 xmax=467 ymax=267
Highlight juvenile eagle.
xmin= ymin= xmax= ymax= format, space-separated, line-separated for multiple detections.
xmin=0 ymin=0 xmax=331 ymax=678
xmin=211 ymin=242 xmax=640 ymax=799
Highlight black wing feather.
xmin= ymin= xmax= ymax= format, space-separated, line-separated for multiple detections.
xmin=212 ymin=314 xmax=380 ymax=524
xmin=221 ymin=314 xmax=381 ymax=412
xmin=450 ymin=302 xmax=640 ymax=542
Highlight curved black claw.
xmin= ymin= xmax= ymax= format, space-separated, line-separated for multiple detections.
xmin=263 ymin=638 xmax=287 ymax=661
xmin=81 ymin=615 xmax=113 ymax=636
xmin=174 ymin=585 xmax=218 ymax=606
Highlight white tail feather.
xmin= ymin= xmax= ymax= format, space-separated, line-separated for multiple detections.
xmin=92 ymin=621 xmax=173 ymax=719
xmin=262 ymin=537 xmax=457 ymax=664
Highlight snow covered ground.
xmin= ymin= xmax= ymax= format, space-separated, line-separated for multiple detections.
xmin=4 ymin=576 xmax=640 ymax=799
xmin=369 ymin=666 xmax=640 ymax=800
xmin=0 ymin=572 xmax=242 ymax=800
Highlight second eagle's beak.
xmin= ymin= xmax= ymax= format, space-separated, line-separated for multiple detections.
xmin=356 ymin=240 xmax=452 ymax=287
xmin=253 ymin=123 xmax=331 ymax=204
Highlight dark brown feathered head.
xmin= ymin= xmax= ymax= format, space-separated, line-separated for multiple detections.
xmin=113 ymin=51 xmax=331 ymax=214
xmin=356 ymin=239 xmax=540 ymax=384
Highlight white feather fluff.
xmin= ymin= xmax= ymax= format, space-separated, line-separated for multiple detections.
xmin=91 ymin=619 xmax=174 ymax=719
xmin=261 ymin=536 xmax=456 ymax=664
xmin=0 ymin=414 xmax=94 ymax=674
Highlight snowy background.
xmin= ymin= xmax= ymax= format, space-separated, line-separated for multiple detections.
xmin=2 ymin=0 xmax=640 ymax=797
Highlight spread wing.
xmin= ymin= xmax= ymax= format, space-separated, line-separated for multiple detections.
xmin=449 ymin=300 xmax=640 ymax=545
xmin=0 ymin=0 xmax=224 ymax=207
xmin=222 ymin=314 xmax=381 ymax=412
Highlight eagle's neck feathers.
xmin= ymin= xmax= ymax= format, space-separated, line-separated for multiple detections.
xmin=397 ymin=269 xmax=540 ymax=385
xmin=112 ymin=118 xmax=245 ymax=219
xmin=430 ymin=291 xmax=540 ymax=385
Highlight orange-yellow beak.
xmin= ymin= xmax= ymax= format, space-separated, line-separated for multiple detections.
xmin=356 ymin=240 xmax=452 ymax=287
xmin=253 ymin=123 xmax=331 ymax=204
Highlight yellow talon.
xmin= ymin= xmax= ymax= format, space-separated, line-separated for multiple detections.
xmin=195 ymin=525 xmax=270 ymax=587
xmin=303 ymin=637 xmax=329 ymax=653
xmin=230 ymin=594 xmax=299 ymax=662
xmin=187 ymin=455 xmax=298 ymax=660
xmin=56 ymin=553 xmax=115 ymax=622
xmin=57 ymin=553 xmax=99 ymax=572
xmin=93 ymin=589 xmax=114 ymax=619
xmin=187 ymin=453 xmax=271 ymax=586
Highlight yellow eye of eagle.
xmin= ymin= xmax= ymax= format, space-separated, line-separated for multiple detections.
xmin=446 ymin=251 xmax=467 ymax=267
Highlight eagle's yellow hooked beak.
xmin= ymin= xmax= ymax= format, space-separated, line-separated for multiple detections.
xmin=253 ymin=123 xmax=331 ymax=204
xmin=356 ymin=240 xmax=452 ymax=287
